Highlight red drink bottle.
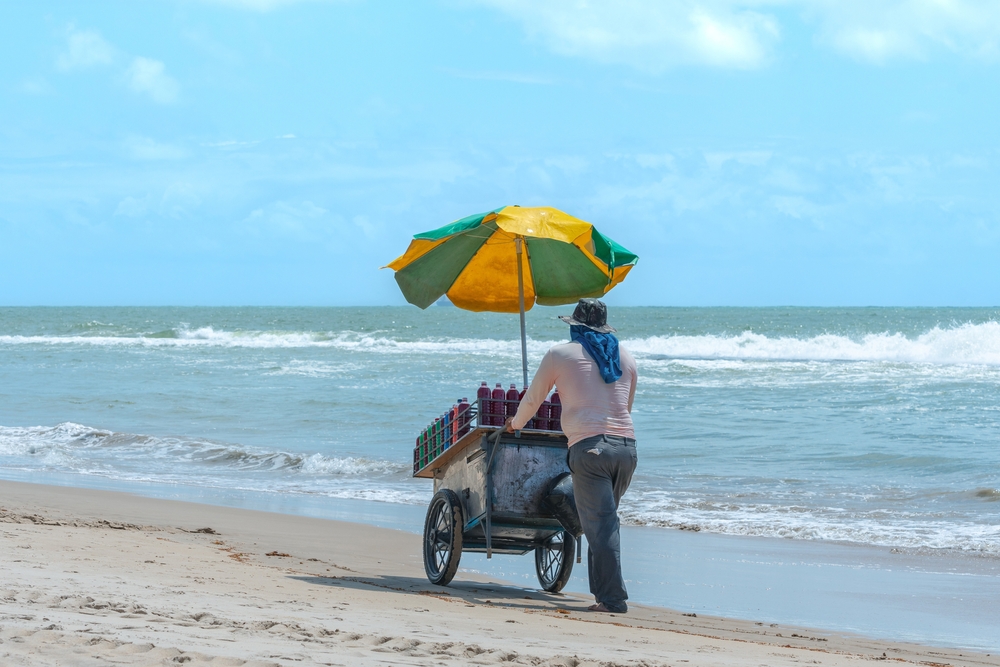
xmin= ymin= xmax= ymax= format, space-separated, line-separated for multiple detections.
xmin=505 ymin=384 xmax=519 ymax=420
xmin=457 ymin=398 xmax=470 ymax=437
xmin=550 ymin=391 xmax=562 ymax=432
xmin=537 ymin=396 xmax=551 ymax=431
xmin=477 ymin=382 xmax=490 ymax=427
xmin=491 ymin=383 xmax=505 ymax=426
xmin=449 ymin=403 xmax=459 ymax=446
xmin=535 ymin=398 xmax=549 ymax=431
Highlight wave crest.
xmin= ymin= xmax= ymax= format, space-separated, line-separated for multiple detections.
xmin=0 ymin=423 xmax=406 ymax=477
xmin=2 ymin=321 xmax=1000 ymax=365
xmin=627 ymin=321 xmax=1000 ymax=366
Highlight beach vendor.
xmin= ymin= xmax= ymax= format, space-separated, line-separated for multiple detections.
xmin=505 ymin=298 xmax=638 ymax=614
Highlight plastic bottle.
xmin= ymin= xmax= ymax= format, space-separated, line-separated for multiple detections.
xmin=420 ymin=428 xmax=428 ymax=466
xmin=550 ymin=391 xmax=562 ymax=432
xmin=457 ymin=398 xmax=470 ymax=437
xmin=431 ymin=415 xmax=442 ymax=457
xmin=444 ymin=409 xmax=454 ymax=449
xmin=438 ymin=412 xmax=447 ymax=453
xmin=505 ymin=384 xmax=519 ymax=420
xmin=533 ymin=400 xmax=546 ymax=430
xmin=535 ymin=399 xmax=548 ymax=431
xmin=477 ymin=382 xmax=491 ymax=427
xmin=491 ymin=383 xmax=506 ymax=426
xmin=453 ymin=404 xmax=463 ymax=445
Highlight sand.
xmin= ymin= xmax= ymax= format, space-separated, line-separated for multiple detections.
xmin=1 ymin=480 xmax=996 ymax=667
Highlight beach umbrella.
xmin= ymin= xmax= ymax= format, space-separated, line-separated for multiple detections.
xmin=385 ymin=206 xmax=638 ymax=386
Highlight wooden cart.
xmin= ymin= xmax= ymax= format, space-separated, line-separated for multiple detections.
xmin=414 ymin=407 xmax=579 ymax=592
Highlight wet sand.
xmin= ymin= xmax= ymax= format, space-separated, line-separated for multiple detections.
xmin=1 ymin=479 xmax=996 ymax=667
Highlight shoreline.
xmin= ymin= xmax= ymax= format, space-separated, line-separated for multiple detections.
xmin=4 ymin=470 xmax=1000 ymax=652
xmin=1 ymin=479 xmax=997 ymax=666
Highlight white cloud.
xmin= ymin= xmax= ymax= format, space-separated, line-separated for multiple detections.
xmin=772 ymin=194 xmax=824 ymax=222
xmin=20 ymin=78 xmax=54 ymax=95
xmin=478 ymin=0 xmax=780 ymax=70
xmin=57 ymin=28 xmax=116 ymax=71
xmin=635 ymin=153 xmax=676 ymax=169
xmin=126 ymin=57 xmax=180 ymax=104
xmin=479 ymin=1 xmax=1000 ymax=70
xmin=160 ymin=183 xmax=202 ymax=218
xmin=126 ymin=137 xmax=188 ymax=161
xmin=242 ymin=200 xmax=331 ymax=240
xmin=805 ymin=0 xmax=1000 ymax=63
xmin=353 ymin=215 xmax=382 ymax=240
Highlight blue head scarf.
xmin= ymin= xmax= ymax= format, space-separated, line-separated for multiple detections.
xmin=570 ymin=325 xmax=622 ymax=384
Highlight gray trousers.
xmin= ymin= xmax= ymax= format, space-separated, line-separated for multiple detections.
xmin=568 ymin=434 xmax=637 ymax=612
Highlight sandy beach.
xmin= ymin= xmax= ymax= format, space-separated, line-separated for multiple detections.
xmin=0 ymin=480 xmax=994 ymax=667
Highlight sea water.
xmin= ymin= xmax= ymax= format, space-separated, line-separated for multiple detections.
xmin=2 ymin=307 xmax=999 ymax=647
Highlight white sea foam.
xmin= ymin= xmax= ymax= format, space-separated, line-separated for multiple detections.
xmin=619 ymin=491 xmax=1000 ymax=554
xmin=4 ymin=421 xmax=999 ymax=552
xmin=0 ymin=423 xmax=407 ymax=477
xmin=625 ymin=322 xmax=1000 ymax=366
xmin=4 ymin=321 xmax=1000 ymax=365
xmin=0 ymin=328 xmax=551 ymax=356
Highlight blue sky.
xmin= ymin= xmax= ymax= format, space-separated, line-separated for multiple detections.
xmin=2 ymin=0 xmax=999 ymax=306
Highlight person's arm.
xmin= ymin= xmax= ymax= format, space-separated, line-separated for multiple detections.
xmin=627 ymin=352 xmax=637 ymax=413
xmin=508 ymin=351 xmax=557 ymax=431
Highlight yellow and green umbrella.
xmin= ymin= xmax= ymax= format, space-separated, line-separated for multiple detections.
xmin=385 ymin=205 xmax=638 ymax=384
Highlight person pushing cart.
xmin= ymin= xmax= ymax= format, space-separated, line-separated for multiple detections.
xmin=505 ymin=298 xmax=637 ymax=614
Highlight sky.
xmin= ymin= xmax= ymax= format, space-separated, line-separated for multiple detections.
xmin=1 ymin=0 xmax=999 ymax=307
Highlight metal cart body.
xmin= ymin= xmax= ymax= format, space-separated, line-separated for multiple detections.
xmin=415 ymin=400 xmax=578 ymax=590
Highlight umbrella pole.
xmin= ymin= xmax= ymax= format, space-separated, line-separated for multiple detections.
xmin=515 ymin=237 xmax=528 ymax=388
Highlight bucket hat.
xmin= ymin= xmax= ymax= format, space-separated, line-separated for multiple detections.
xmin=558 ymin=298 xmax=616 ymax=334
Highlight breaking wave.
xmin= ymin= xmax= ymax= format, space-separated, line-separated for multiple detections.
xmin=2 ymin=321 xmax=1000 ymax=365
xmin=0 ymin=423 xmax=407 ymax=477
xmin=627 ymin=321 xmax=1000 ymax=366
xmin=619 ymin=490 xmax=1000 ymax=554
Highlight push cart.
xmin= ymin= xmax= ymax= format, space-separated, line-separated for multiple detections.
xmin=413 ymin=397 xmax=580 ymax=592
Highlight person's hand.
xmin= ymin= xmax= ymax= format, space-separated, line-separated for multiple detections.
xmin=503 ymin=416 xmax=515 ymax=433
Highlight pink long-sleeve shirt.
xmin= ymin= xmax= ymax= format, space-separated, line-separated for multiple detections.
xmin=511 ymin=341 xmax=637 ymax=446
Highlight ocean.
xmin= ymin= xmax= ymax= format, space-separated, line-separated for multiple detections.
xmin=2 ymin=306 xmax=1000 ymax=648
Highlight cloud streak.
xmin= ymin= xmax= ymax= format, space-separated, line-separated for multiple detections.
xmin=808 ymin=0 xmax=1000 ymax=63
xmin=126 ymin=57 xmax=180 ymax=104
xmin=56 ymin=28 xmax=115 ymax=71
xmin=480 ymin=0 xmax=779 ymax=70
xmin=479 ymin=0 xmax=1000 ymax=69
xmin=54 ymin=27 xmax=181 ymax=103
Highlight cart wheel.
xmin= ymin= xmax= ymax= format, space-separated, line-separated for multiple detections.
xmin=535 ymin=530 xmax=575 ymax=592
xmin=423 ymin=490 xmax=463 ymax=586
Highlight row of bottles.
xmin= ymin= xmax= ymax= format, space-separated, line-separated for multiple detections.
xmin=476 ymin=381 xmax=562 ymax=431
xmin=412 ymin=383 xmax=564 ymax=475
xmin=413 ymin=398 xmax=471 ymax=474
